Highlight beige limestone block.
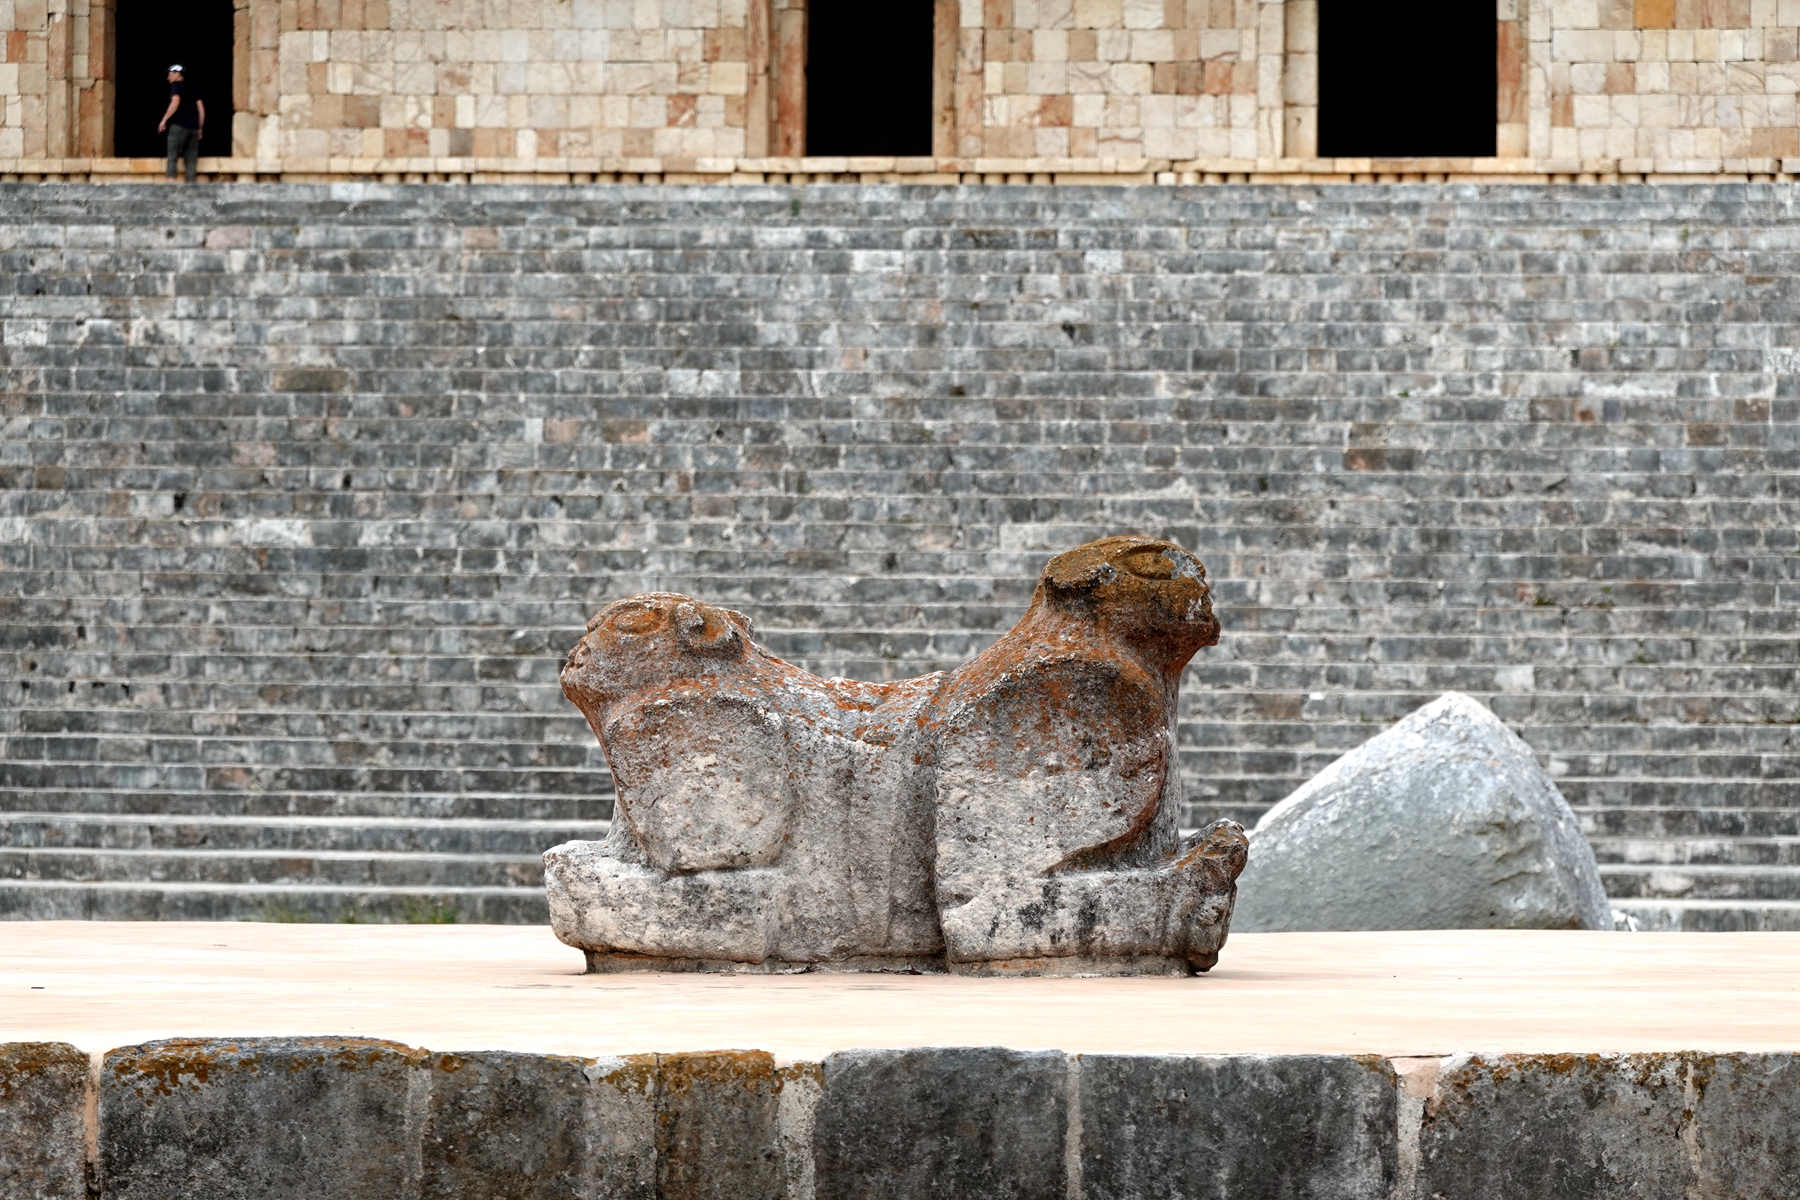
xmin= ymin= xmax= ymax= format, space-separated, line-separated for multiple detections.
xmin=1130 ymin=28 xmax=1173 ymax=58
xmin=1198 ymin=27 xmax=1238 ymax=57
xmin=1144 ymin=125 xmax=1194 ymax=157
xmin=1556 ymin=0 xmax=1601 ymax=26
xmin=1110 ymin=59 xmax=1151 ymax=91
xmin=528 ymin=93 xmax=570 ymax=125
xmin=1025 ymin=60 xmax=1066 ymax=90
xmin=1557 ymin=28 xmax=1618 ymax=58
xmin=1075 ymin=0 xmax=1121 ymax=27
xmin=1122 ymin=0 xmax=1161 ymax=26
xmin=1096 ymin=124 xmax=1143 ymax=154
xmin=708 ymin=59 xmax=744 ymax=93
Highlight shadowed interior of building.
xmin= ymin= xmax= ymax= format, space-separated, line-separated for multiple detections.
xmin=805 ymin=1 xmax=934 ymax=156
xmin=1318 ymin=0 xmax=1497 ymax=158
xmin=113 ymin=0 xmax=235 ymax=158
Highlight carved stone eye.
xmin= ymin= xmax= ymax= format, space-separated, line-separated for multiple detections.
xmin=1120 ymin=546 xmax=1202 ymax=582
xmin=1119 ymin=548 xmax=1175 ymax=579
xmin=611 ymin=607 xmax=663 ymax=635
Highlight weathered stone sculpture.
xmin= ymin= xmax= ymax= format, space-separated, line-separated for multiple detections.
xmin=1231 ymin=692 xmax=1613 ymax=932
xmin=544 ymin=536 xmax=1249 ymax=976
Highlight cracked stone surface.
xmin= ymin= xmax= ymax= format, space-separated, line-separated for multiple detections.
xmin=544 ymin=535 xmax=1248 ymax=975
xmin=1232 ymin=692 xmax=1612 ymax=932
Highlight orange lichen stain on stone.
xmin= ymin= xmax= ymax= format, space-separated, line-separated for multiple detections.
xmin=109 ymin=1040 xmax=242 ymax=1100
xmin=0 ymin=1042 xmax=87 ymax=1101
xmin=777 ymin=1060 xmax=823 ymax=1091
xmin=594 ymin=1053 xmax=661 ymax=1098
xmin=109 ymin=1038 xmax=427 ymax=1102
xmin=321 ymin=1039 xmax=427 ymax=1073
xmin=657 ymin=1050 xmax=778 ymax=1097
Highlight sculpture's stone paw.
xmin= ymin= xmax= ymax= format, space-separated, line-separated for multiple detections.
xmin=544 ymin=537 xmax=1245 ymax=976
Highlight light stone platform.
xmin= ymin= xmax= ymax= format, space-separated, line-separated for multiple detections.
xmin=5 ymin=925 xmax=1797 ymax=1059
xmin=3 ymin=926 xmax=1798 ymax=1199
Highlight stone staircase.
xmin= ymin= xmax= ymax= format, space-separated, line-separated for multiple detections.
xmin=0 ymin=801 xmax=608 ymax=923
xmin=2 ymin=182 xmax=1797 ymax=929
xmin=1586 ymin=804 xmax=1800 ymax=931
xmin=6 ymin=787 xmax=1797 ymax=929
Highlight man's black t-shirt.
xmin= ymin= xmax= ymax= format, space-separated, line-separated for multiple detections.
xmin=170 ymin=81 xmax=200 ymax=129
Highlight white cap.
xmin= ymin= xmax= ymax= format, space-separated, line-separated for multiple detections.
xmin=167 ymin=64 xmax=184 ymax=73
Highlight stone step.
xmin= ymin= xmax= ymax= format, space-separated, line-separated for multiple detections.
xmin=0 ymin=812 xmax=608 ymax=855
xmin=1610 ymin=900 xmax=1800 ymax=932
xmin=0 ymin=847 xmax=544 ymax=889
xmin=0 ymin=788 xmax=612 ymax=822
xmin=1598 ymin=864 xmax=1800 ymax=902
xmin=1589 ymin=837 xmax=1800 ymax=867
xmin=0 ymin=880 xmax=548 ymax=923
xmin=0 ymin=761 xmax=606 ymax=800
xmin=1576 ymin=807 xmax=1800 ymax=839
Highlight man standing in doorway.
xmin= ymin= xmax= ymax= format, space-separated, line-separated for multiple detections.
xmin=157 ymin=65 xmax=205 ymax=182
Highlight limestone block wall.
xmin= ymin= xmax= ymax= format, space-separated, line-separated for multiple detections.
xmin=4 ymin=1038 xmax=1799 ymax=1199
xmin=1 ymin=183 xmax=1795 ymax=845
xmin=0 ymin=0 xmax=109 ymax=159
xmin=1548 ymin=0 xmax=1800 ymax=165
xmin=273 ymin=0 xmax=755 ymax=164
xmin=961 ymin=0 xmax=1273 ymax=161
xmin=9 ymin=0 xmax=1800 ymax=177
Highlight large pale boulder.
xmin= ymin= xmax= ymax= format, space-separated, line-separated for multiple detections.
xmin=1232 ymin=693 xmax=1611 ymax=932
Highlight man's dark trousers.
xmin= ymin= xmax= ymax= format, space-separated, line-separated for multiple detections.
xmin=166 ymin=124 xmax=200 ymax=181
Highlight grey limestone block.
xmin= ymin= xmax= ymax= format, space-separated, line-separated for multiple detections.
xmin=1417 ymin=1053 xmax=1704 ymax=1200
xmin=651 ymin=1051 xmax=785 ymax=1200
xmin=1233 ymin=693 xmax=1612 ymax=932
xmin=100 ymin=1037 xmax=430 ymax=1200
xmin=419 ymin=1051 xmax=657 ymax=1200
xmin=0 ymin=1042 xmax=90 ymax=1200
xmin=1686 ymin=1053 xmax=1800 ymax=1199
xmin=1076 ymin=1054 xmax=1398 ymax=1200
xmin=1411 ymin=1057 xmax=1800 ymax=1194
xmin=811 ymin=1047 xmax=1068 ymax=1200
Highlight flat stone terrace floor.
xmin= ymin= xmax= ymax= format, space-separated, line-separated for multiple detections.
xmin=7 ymin=925 xmax=1795 ymax=1057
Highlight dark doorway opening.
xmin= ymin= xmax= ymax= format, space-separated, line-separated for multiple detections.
xmin=1317 ymin=0 xmax=1496 ymax=158
xmin=113 ymin=0 xmax=235 ymax=158
xmin=806 ymin=2 xmax=933 ymax=156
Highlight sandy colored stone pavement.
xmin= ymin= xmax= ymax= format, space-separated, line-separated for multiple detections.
xmin=3 ymin=923 xmax=1795 ymax=1061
